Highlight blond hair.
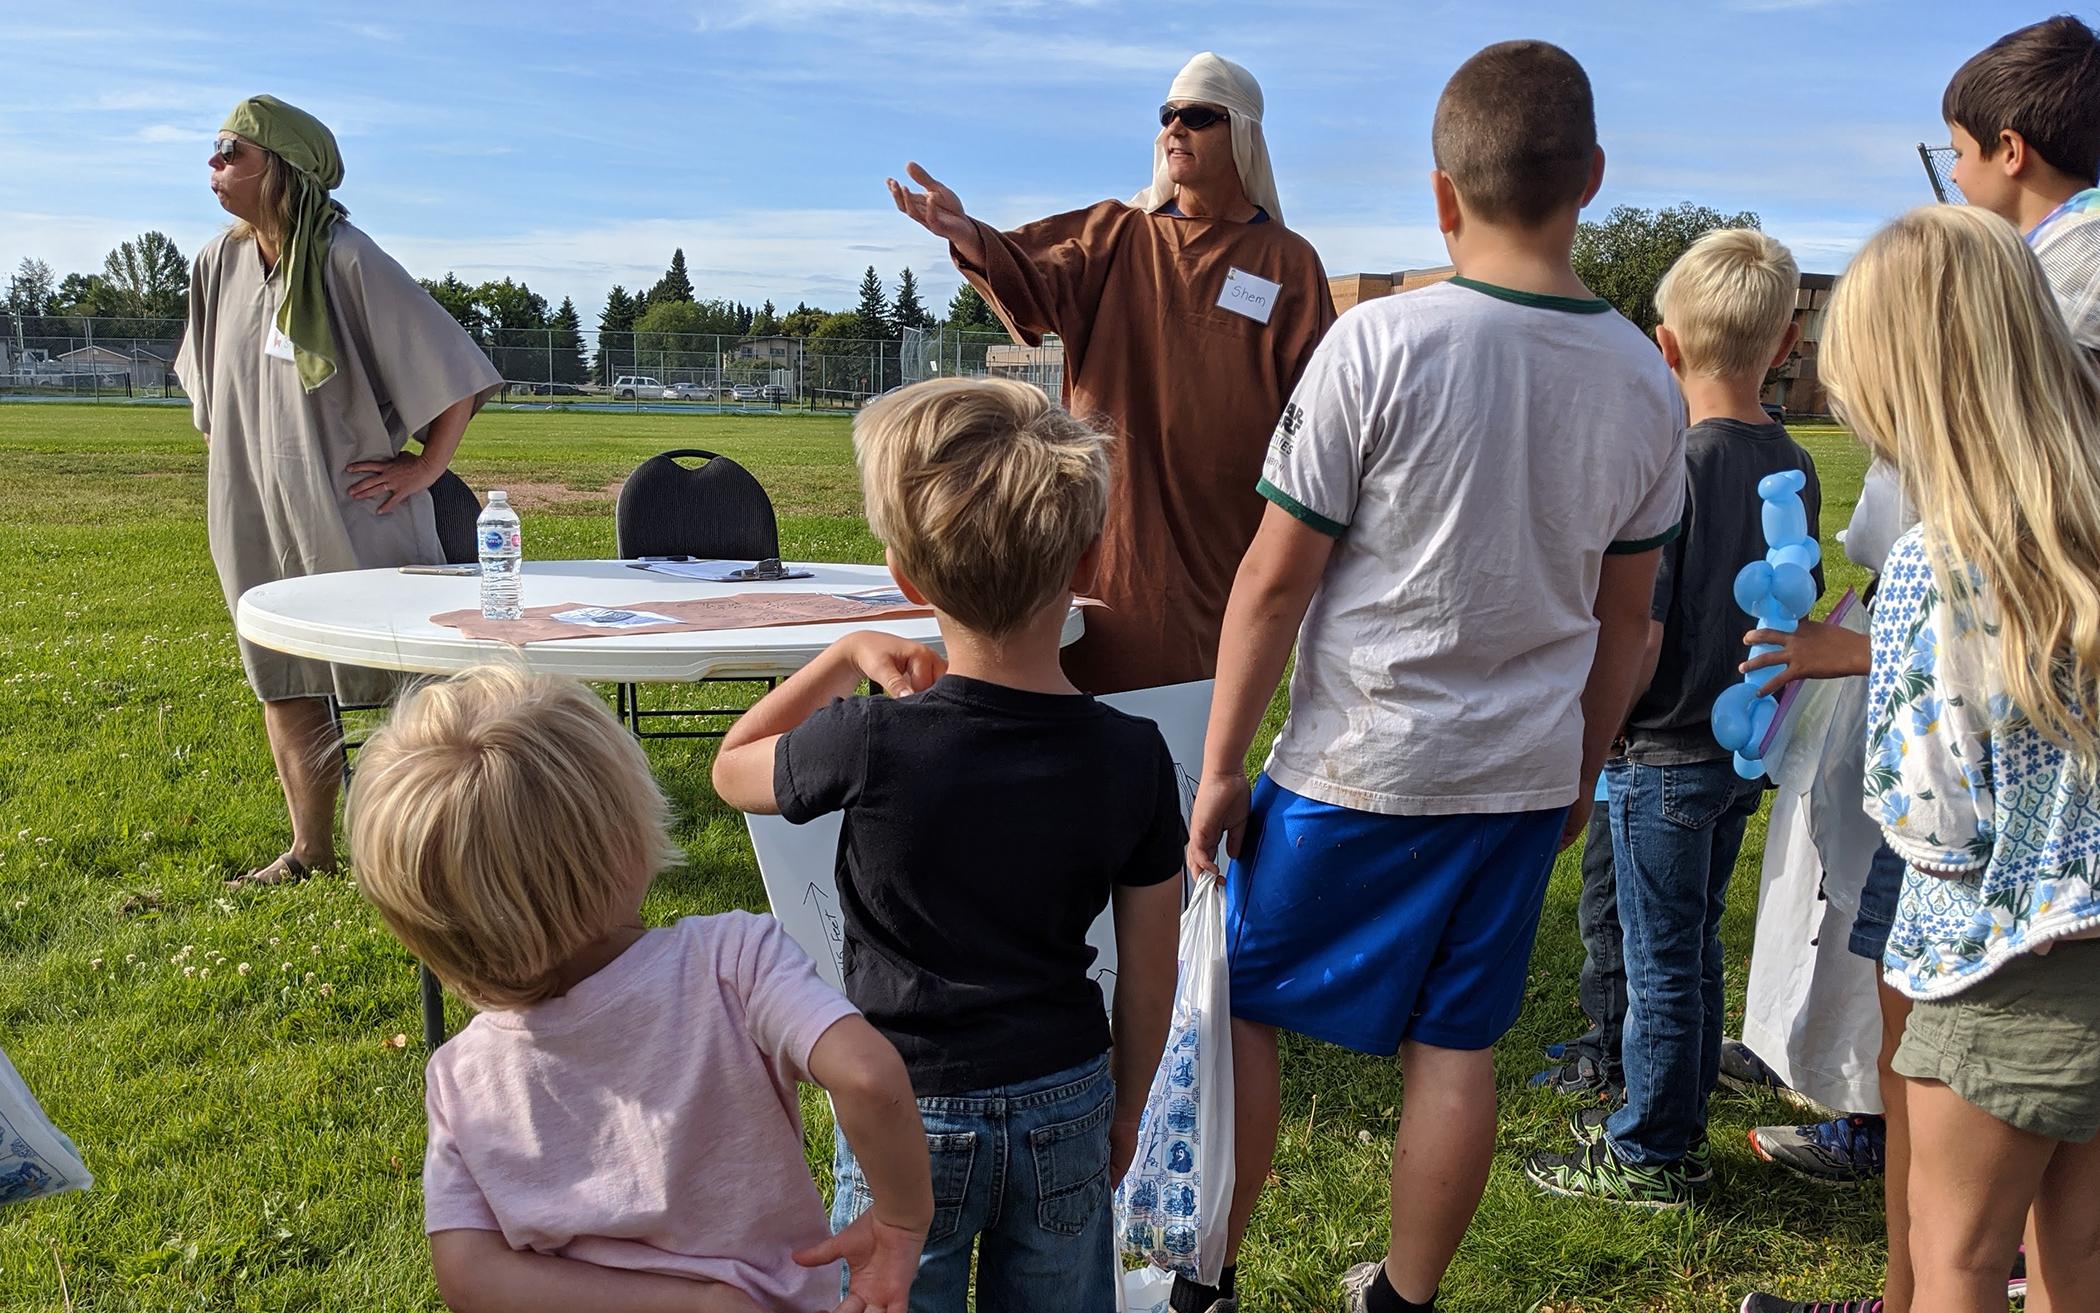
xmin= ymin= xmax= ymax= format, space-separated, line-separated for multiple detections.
xmin=854 ymin=378 xmax=1111 ymax=637
xmin=1655 ymin=229 xmax=1800 ymax=377
xmin=1822 ymin=204 xmax=2100 ymax=768
xmin=345 ymin=666 xmax=682 ymax=1010
xmin=227 ymin=141 xmax=298 ymax=252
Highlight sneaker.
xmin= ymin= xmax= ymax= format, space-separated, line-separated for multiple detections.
xmin=2009 ymin=1244 xmax=2027 ymax=1302
xmin=1718 ymin=1039 xmax=1787 ymax=1094
xmin=1736 ymin=1297 xmax=1883 ymax=1313
xmin=1339 ymin=1262 xmax=1405 ymax=1313
xmin=1747 ymin=1114 xmax=1885 ymax=1184
xmin=1524 ymin=1138 xmax=1695 ymax=1209
xmin=1527 ymin=1054 xmax=1622 ymax=1101
xmin=1565 ymin=1106 xmax=1713 ymax=1184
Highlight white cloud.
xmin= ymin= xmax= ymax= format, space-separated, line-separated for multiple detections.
xmin=134 ymin=125 xmax=195 ymax=145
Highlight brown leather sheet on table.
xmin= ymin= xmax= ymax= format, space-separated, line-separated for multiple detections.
xmin=431 ymin=591 xmax=935 ymax=644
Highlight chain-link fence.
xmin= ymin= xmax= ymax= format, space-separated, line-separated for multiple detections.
xmin=1917 ymin=144 xmax=1965 ymax=205
xmin=2 ymin=312 xmax=1065 ymax=409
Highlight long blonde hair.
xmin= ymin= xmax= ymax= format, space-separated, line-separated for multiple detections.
xmin=1822 ymin=204 xmax=2100 ymax=768
xmin=227 ymin=143 xmax=298 ymax=252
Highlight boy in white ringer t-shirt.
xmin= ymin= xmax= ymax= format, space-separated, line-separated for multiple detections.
xmin=1182 ymin=41 xmax=1682 ymax=1313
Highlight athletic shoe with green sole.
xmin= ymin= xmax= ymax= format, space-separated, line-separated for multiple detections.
xmin=1524 ymin=1137 xmax=1697 ymax=1209
xmin=1565 ymin=1105 xmax=1713 ymax=1184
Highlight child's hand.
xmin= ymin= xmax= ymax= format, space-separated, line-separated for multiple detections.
xmin=795 ymin=1211 xmax=927 ymax=1313
xmin=1186 ymin=771 xmax=1250 ymax=879
xmin=838 ymin=632 xmax=948 ymax=699
xmin=1739 ymin=619 xmax=1871 ymax=697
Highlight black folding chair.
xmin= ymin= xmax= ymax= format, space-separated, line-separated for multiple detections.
xmin=613 ymin=449 xmax=782 ymax=739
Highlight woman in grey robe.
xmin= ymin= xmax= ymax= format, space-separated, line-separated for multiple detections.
xmin=175 ymin=95 xmax=500 ymax=887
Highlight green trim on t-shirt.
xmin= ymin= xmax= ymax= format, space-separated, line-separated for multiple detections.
xmin=1257 ymin=478 xmax=1346 ymax=537
xmin=1448 ymin=275 xmax=1613 ymax=315
xmin=1607 ymin=520 xmax=1683 ymax=555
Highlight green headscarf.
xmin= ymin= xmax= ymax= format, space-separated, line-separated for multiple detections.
xmin=220 ymin=95 xmax=347 ymax=392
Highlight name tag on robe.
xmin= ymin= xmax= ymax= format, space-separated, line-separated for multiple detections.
xmin=263 ymin=324 xmax=297 ymax=362
xmin=1217 ymin=267 xmax=1281 ymax=325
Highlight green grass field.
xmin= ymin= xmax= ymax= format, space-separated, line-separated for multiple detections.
xmin=0 ymin=404 xmax=1884 ymax=1312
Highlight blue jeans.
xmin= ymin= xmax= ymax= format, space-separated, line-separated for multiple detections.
xmin=1848 ymin=841 xmax=1905 ymax=963
xmin=833 ymin=1054 xmax=1115 ymax=1313
xmin=1605 ymin=758 xmax=1763 ymax=1165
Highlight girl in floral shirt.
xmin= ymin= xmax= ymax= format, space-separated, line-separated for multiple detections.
xmin=1819 ymin=204 xmax=2100 ymax=1313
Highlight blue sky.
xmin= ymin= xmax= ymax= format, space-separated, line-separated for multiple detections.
xmin=0 ymin=0 xmax=2045 ymax=326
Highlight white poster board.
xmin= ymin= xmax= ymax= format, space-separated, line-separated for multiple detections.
xmin=748 ymin=679 xmax=1214 ymax=1011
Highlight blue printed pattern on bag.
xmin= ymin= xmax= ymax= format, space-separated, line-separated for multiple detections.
xmin=0 ymin=1107 xmax=72 ymax=1204
xmin=1114 ymin=1000 xmax=1206 ymax=1277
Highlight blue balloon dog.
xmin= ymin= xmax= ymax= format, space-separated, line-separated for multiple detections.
xmin=1710 ymin=469 xmax=1819 ymax=780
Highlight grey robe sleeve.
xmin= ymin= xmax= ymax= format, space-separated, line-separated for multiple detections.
xmin=174 ymin=242 xmax=218 ymax=437
xmin=326 ymin=230 xmax=500 ymax=448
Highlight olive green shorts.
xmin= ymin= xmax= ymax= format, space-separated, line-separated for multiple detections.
xmin=1894 ymin=936 xmax=2100 ymax=1143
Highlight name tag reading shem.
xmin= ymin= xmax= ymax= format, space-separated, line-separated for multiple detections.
xmin=263 ymin=324 xmax=297 ymax=362
xmin=1218 ymin=267 xmax=1281 ymax=325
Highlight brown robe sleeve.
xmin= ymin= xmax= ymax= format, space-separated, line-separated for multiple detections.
xmin=326 ymin=228 xmax=502 ymax=449
xmin=1274 ymin=239 xmax=1337 ymax=400
xmin=952 ymin=201 xmax=1134 ymax=371
xmin=174 ymin=239 xmax=223 ymax=438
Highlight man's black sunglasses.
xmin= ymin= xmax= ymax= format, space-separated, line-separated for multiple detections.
xmin=1159 ymin=104 xmax=1229 ymax=131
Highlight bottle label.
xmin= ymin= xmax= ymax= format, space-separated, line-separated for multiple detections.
xmin=481 ymin=527 xmax=520 ymax=552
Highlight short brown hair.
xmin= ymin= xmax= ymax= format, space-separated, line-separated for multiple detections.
xmin=1432 ymin=40 xmax=1597 ymax=228
xmin=346 ymin=666 xmax=682 ymax=1011
xmin=854 ymin=378 xmax=1110 ymax=637
xmin=1943 ymin=16 xmax=2100 ymax=185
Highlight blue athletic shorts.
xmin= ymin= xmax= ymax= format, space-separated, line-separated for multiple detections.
xmin=1223 ymin=775 xmax=1568 ymax=1054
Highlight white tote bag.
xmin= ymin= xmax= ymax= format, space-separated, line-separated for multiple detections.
xmin=1113 ymin=871 xmax=1235 ymax=1288
xmin=0 ymin=1046 xmax=89 ymax=1204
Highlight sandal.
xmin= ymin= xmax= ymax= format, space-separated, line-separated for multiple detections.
xmin=226 ymin=851 xmax=316 ymax=889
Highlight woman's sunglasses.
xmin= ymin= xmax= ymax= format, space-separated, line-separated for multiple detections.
xmin=1158 ymin=104 xmax=1229 ymax=131
xmin=212 ymin=137 xmax=242 ymax=163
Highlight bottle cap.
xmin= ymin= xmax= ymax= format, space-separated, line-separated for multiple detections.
xmin=489 ymin=490 xmax=509 ymax=502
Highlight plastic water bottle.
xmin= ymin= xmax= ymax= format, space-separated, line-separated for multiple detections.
xmin=477 ymin=491 xmax=522 ymax=620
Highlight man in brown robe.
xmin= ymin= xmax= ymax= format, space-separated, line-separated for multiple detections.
xmin=890 ymin=53 xmax=1335 ymax=693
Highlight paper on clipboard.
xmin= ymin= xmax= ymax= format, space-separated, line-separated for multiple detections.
xmin=1762 ymin=589 xmax=1867 ymax=791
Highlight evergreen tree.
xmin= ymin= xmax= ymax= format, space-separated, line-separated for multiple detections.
xmin=736 ymin=301 xmax=754 ymax=335
xmin=649 ymin=248 xmax=695 ymax=304
xmin=890 ymin=267 xmax=929 ymax=336
xmin=853 ymin=265 xmax=891 ymax=341
xmin=596 ymin=285 xmax=639 ymax=384
xmin=752 ymin=299 xmax=781 ymax=337
xmin=549 ymin=297 xmax=589 ymax=385
xmin=946 ymin=281 xmax=998 ymax=330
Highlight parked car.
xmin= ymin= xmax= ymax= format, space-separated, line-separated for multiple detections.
xmin=522 ymin=381 xmax=583 ymax=396
xmin=662 ymin=382 xmax=712 ymax=400
xmin=758 ymin=383 xmax=789 ymax=402
xmin=612 ymin=375 xmax=663 ymax=399
xmin=731 ymin=383 xmax=760 ymax=401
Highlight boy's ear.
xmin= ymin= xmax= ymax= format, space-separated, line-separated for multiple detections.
xmin=1999 ymin=128 xmax=2033 ymax=180
xmin=1579 ymin=145 xmax=1606 ymax=209
xmin=1768 ymin=320 xmax=1803 ymax=371
xmin=883 ymin=547 xmax=931 ymax=608
xmin=1431 ymin=169 xmax=1462 ymax=236
xmin=1069 ymin=538 xmax=1102 ymax=594
xmin=1655 ymin=322 xmax=1684 ymax=372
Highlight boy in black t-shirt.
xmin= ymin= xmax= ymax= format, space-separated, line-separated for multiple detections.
xmin=713 ymin=378 xmax=1184 ymax=1313
xmin=1527 ymin=229 xmax=1821 ymax=1209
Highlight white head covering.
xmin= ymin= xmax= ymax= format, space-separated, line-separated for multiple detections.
xmin=1130 ymin=52 xmax=1283 ymax=225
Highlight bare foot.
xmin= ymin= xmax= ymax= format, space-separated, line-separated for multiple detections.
xmin=227 ymin=850 xmax=334 ymax=889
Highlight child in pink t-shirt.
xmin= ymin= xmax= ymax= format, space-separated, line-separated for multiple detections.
xmin=347 ymin=666 xmax=934 ymax=1313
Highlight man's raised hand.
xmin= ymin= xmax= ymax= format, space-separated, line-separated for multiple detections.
xmin=887 ymin=163 xmax=984 ymax=266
